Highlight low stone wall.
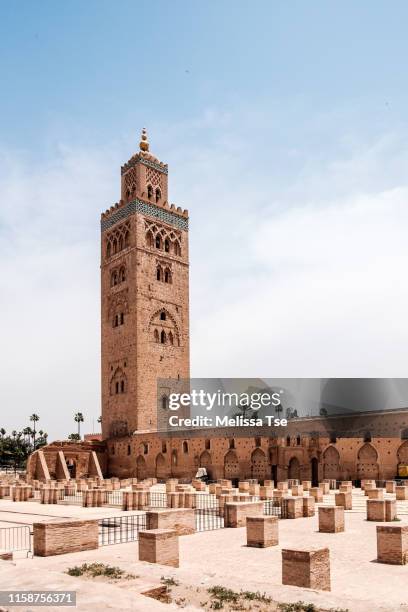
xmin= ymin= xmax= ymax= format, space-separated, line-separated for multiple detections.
xmin=224 ymin=501 xmax=264 ymax=528
xmin=33 ymin=519 xmax=99 ymax=556
xmin=146 ymin=508 xmax=195 ymax=535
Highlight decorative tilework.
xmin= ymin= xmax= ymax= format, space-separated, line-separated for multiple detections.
xmin=101 ymin=199 xmax=188 ymax=232
xmin=140 ymin=158 xmax=168 ymax=174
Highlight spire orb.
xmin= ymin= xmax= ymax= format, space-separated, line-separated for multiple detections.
xmin=139 ymin=128 xmax=149 ymax=152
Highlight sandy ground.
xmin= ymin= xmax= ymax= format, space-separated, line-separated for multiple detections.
xmin=1 ymin=493 xmax=408 ymax=611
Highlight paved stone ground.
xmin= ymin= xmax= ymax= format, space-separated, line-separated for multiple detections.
xmin=1 ymin=491 xmax=408 ymax=611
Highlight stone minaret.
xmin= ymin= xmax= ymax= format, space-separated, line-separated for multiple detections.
xmin=100 ymin=130 xmax=190 ymax=438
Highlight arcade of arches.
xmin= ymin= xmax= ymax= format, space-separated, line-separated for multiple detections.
xmin=28 ymin=419 xmax=408 ymax=483
xmin=102 ymin=430 xmax=408 ymax=482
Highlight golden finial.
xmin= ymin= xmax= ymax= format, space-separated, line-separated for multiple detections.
xmin=139 ymin=127 xmax=149 ymax=152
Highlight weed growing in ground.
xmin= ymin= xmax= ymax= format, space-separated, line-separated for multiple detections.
xmin=161 ymin=576 xmax=180 ymax=586
xmin=66 ymin=563 xmax=135 ymax=580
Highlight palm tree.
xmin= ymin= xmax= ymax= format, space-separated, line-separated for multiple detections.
xmin=74 ymin=413 xmax=84 ymax=438
xmin=22 ymin=427 xmax=31 ymax=445
xmin=30 ymin=414 xmax=40 ymax=449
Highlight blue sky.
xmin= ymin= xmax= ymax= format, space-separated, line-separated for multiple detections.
xmin=1 ymin=1 xmax=408 ymax=440
xmin=1 ymin=1 xmax=408 ymax=153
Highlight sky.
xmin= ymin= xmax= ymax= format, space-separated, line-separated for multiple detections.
xmin=1 ymin=1 xmax=408 ymax=440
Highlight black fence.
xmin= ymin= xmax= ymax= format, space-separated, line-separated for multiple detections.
xmin=106 ymin=491 xmax=123 ymax=506
xmin=194 ymin=494 xmax=218 ymax=509
xmin=149 ymin=491 xmax=167 ymax=508
xmin=195 ymin=508 xmax=224 ymax=531
xmin=98 ymin=513 xmax=147 ymax=546
xmin=0 ymin=526 xmax=32 ymax=554
xmin=61 ymin=491 xmax=83 ymax=505
xmin=263 ymin=498 xmax=289 ymax=518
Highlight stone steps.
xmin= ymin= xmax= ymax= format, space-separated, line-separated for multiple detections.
xmin=315 ymin=491 xmax=408 ymax=514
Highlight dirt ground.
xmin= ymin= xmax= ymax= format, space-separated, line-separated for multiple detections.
xmin=1 ymin=492 xmax=408 ymax=612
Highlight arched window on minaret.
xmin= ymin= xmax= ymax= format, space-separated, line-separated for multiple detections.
xmin=111 ymin=270 xmax=118 ymax=287
xmin=155 ymin=188 xmax=161 ymax=203
xmin=146 ymin=231 xmax=153 ymax=247
xmin=156 ymin=266 xmax=162 ymax=281
xmin=168 ymin=331 xmax=174 ymax=345
xmin=154 ymin=329 xmax=159 ymax=343
xmin=164 ymin=238 xmax=170 ymax=253
xmin=164 ymin=268 xmax=171 ymax=283
xmin=160 ymin=311 xmax=166 ymax=321
xmin=119 ymin=266 xmax=126 ymax=283
xmin=155 ymin=235 xmax=162 ymax=249
xmin=160 ymin=330 xmax=166 ymax=344
xmin=147 ymin=185 xmax=153 ymax=200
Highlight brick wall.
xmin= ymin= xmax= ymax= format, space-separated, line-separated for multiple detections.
xmin=33 ymin=519 xmax=99 ymax=556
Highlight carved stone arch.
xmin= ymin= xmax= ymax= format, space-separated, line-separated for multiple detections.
xmin=288 ymin=456 xmax=300 ymax=480
xmin=136 ymin=455 xmax=147 ymax=480
xmin=224 ymin=449 xmax=239 ymax=479
xmin=110 ymin=367 xmax=127 ymax=395
xmin=357 ymin=443 xmax=379 ymax=480
xmin=146 ymin=230 xmax=154 ymax=247
xmin=200 ymin=450 xmax=212 ymax=478
xmin=149 ymin=307 xmax=180 ymax=345
xmin=155 ymin=453 xmax=167 ymax=479
xmin=174 ymin=239 xmax=181 ymax=256
xmin=397 ymin=441 xmax=408 ymax=464
xmin=108 ymin=290 xmax=129 ymax=322
xmin=323 ymin=445 xmax=340 ymax=479
xmin=200 ymin=450 xmax=212 ymax=466
xmin=110 ymin=268 xmax=118 ymax=287
xmin=119 ymin=265 xmax=126 ymax=283
xmin=358 ymin=443 xmax=378 ymax=462
xmin=251 ymin=447 xmax=267 ymax=481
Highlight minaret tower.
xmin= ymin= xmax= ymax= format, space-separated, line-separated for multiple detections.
xmin=100 ymin=130 xmax=190 ymax=438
